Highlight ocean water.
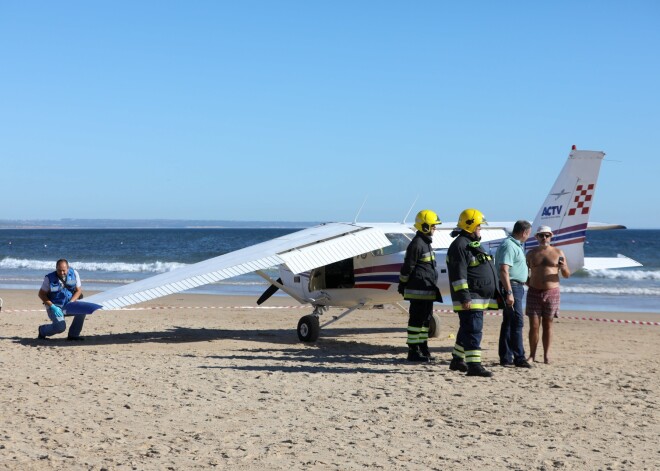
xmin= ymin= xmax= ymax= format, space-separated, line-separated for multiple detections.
xmin=560 ymin=229 xmax=660 ymax=313
xmin=1 ymin=228 xmax=658 ymax=314
xmin=0 ymin=228 xmax=292 ymax=297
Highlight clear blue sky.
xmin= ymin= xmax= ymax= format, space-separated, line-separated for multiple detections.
xmin=2 ymin=1 xmax=658 ymax=227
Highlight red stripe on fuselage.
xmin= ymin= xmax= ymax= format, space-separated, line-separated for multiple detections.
xmin=354 ymin=264 xmax=402 ymax=275
xmin=354 ymin=283 xmax=392 ymax=290
xmin=552 ymin=237 xmax=585 ymax=247
xmin=553 ymin=223 xmax=587 ymax=236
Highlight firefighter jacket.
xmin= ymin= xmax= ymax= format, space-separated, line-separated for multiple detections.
xmin=446 ymin=231 xmax=499 ymax=311
xmin=399 ymin=231 xmax=440 ymax=301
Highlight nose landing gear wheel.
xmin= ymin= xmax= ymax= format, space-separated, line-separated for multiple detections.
xmin=297 ymin=315 xmax=320 ymax=342
xmin=428 ymin=312 xmax=441 ymax=338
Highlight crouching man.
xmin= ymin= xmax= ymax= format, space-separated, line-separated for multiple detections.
xmin=38 ymin=259 xmax=86 ymax=341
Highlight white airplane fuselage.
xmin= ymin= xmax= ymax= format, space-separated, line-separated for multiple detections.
xmin=77 ymin=147 xmax=641 ymax=343
xmin=275 ymin=222 xmax=513 ymax=310
xmin=278 ymin=236 xmax=451 ymax=309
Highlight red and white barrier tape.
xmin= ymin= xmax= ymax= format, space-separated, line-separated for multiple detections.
xmin=4 ymin=309 xmax=44 ymax=313
xmin=4 ymin=305 xmax=659 ymax=326
xmin=433 ymin=308 xmax=660 ymax=326
xmin=550 ymin=314 xmax=660 ymax=326
xmin=2 ymin=305 xmax=309 ymax=313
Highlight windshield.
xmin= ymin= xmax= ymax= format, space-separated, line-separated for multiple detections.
xmin=372 ymin=233 xmax=412 ymax=256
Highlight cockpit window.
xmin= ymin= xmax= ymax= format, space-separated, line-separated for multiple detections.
xmin=372 ymin=233 xmax=413 ymax=256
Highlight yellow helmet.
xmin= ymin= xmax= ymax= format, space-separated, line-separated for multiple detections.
xmin=414 ymin=209 xmax=442 ymax=234
xmin=457 ymin=208 xmax=487 ymax=233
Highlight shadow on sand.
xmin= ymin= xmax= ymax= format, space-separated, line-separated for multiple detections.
xmin=6 ymin=325 xmax=455 ymax=373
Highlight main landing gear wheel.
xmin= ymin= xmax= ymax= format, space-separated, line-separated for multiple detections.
xmin=428 ymin=312 xmax=441 ymax=338
xmin=297 ymin=315 xmax=320 ymax=342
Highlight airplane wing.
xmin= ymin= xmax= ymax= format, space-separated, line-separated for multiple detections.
xmin=583 ymin=254 xmax=642 ymax=270
xmin=432 ymin=227 xmax=509 ymax=249
xmin=75 ymin=223 xmax=391 ymax=313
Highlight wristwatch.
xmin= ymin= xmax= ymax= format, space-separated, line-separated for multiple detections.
xmin=504 ymin=290 xmax=513 ymax=295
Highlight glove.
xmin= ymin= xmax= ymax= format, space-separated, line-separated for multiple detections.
xmin=47 ymin=305 xmax=64 ymax=318
xmin=397 ymin=283 xmax=406 ymax=296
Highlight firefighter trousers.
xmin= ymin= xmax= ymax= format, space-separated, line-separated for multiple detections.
xmin=453 ymin=310 xmax=484 ymax=363
xmin=406 ymin=299 xmax=433 ymax=345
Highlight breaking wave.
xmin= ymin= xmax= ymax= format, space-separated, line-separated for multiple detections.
xmin=562 ymin=285 xmax=660 ymax=296
xmin=0 ymin=257 xmax=186 ymax=273
xmin=584 ymin=269 xmax=660 ymax=281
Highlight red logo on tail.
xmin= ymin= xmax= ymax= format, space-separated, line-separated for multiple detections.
xmin=568 ymin=183 xmax=594 ymax=216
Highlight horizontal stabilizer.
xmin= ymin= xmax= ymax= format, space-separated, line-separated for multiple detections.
xmin=587 ymin=222 xmax=627 ymax=230
xmin=583 ymin=254 xmax=642 ymax=270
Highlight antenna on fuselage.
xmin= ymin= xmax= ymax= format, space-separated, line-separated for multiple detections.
xmin=402 ymin=195 xmax=419 ymax=224
xmin=353 ymin=196 xmax=368 ymax=223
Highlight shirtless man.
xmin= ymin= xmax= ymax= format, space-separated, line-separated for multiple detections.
xmin=525 ymin=226 xmax=570 ymax=364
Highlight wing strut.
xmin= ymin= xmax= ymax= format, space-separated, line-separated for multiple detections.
xmin=394 ymin=302 xmax=409 ymax=315
xmin=319 ymin=303 xmax=365 ymax=329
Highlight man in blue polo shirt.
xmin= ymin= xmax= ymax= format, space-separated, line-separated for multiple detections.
xmin=496 ymin=220 xmax=532 ymax=368
xmin=37 ymin=259 xmax=86 ymax=341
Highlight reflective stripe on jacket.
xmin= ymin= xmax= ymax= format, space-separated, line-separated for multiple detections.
xmin=399 ymin=231 xmax=439 ymax=301
xmin=446 ymin=232 xmax=498 ymax=311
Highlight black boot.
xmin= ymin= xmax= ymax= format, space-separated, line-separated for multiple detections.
xmin=466 ymin=363 xmax=493 ymax=377
xmin=449 ymin=357 xmax=468 ymax=372
xmin=407 ymin=345 xmax=430 ymax=363
xmin=419 ymin=341 xmax=434 ymax=361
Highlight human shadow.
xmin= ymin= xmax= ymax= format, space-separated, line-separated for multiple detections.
xmin=200 ymin=340 xmax=455 ymax=374
xmin=6 ymin=325 xmax=454 ymax=352
xmin=6 ymin=327 xmax=299 ymax=348
xmin=7 ymin=325 xmax=454 ymax=373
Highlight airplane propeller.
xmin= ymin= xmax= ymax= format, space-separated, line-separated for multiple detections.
xmin=256 ymin=278 xmax=282 ymax=305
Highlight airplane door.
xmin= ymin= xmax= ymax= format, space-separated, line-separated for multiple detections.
xmin=308 ymin=258 xmax=355 ymax=291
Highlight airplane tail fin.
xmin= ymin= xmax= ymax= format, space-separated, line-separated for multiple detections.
xmin=528 ymin=146 xmax=605 ymax=273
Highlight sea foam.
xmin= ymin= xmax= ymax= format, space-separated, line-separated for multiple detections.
xmin=585 ymin=269 xmax=660 ymax=281
xmin=0 ymin=257 xmax=186 ymax=273
xmin=562 ymin=285 xmax=660 ymax=296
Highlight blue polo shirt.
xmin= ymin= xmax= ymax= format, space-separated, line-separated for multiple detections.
xmin=495 ymin=236 xmax=527 ymax=283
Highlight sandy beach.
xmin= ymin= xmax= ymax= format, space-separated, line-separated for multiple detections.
xmin=0 ymin=289 xmax=658 ymax=470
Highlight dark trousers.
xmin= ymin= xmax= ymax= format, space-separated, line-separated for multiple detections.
xmin=39 ymin=306 xmax=86 ymax=337
xmin=498 ymin=283 xmax=525 ymax=364
xmin=407 ymin=299 xmax=433 ymax=345
xmin=455 ymin=310 xmax=483 ymax=353
xmin=408 ymin=299 xmax=433 ymax=328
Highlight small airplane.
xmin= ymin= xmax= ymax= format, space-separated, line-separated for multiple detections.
xmin=71 ymin=146 xmax=641 ymax=342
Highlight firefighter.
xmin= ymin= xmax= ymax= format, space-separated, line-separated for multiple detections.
xmin=398 ymin=209 xmax=443 ymax=362
xmin=446 ymin=208 xmax=499 ymax=377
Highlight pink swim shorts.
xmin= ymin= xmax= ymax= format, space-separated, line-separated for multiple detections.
xmin=526 ymin=286 xmax=561 ymax=319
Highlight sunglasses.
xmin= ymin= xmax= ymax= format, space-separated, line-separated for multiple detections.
xmin=537 ymin=233 xmax=552 ymax=239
